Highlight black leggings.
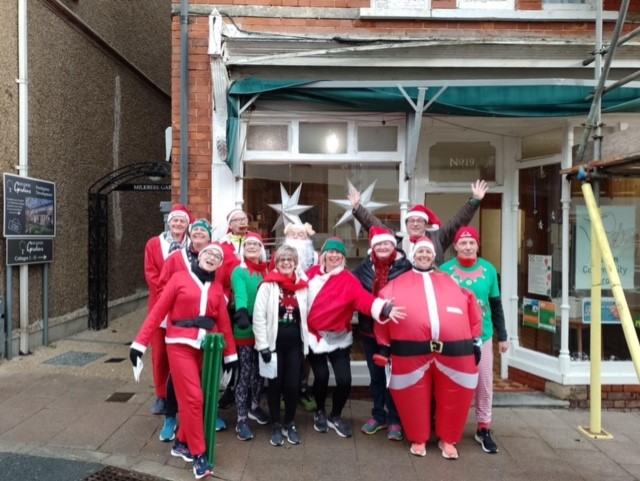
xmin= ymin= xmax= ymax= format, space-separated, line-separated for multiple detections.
xmin=308 ymin=347 xmax=351 ymax=418
xmin=267 ymin=323 xmax=302 ymax=425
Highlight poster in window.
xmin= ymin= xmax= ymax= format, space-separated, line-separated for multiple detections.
xmin=522 ymin=298 xmax=540 ymax=328
xmin=575 ymin=206 xmax=635 ymax=290
xmin=527 ymin=254 xmax=552 ymax=297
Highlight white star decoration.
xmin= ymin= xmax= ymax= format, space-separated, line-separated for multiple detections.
xmin=268 ymin=183 xmax=313 ymax=231
xmin=330 ymin=180 xmax=388 ymax=238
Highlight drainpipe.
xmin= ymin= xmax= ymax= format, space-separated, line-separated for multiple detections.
xmin=17 ymin=0 xmax=29 ymax=355
xmin=179 ymin=0 xmax=189 ymax=206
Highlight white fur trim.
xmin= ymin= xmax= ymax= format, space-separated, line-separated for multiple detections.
xmin=370 ymin=232 xmax=396 ymax=248
xmin=130 ymin=341 xmax=147 ymax=354
xmin=370 ymin=298 xmax=385 ymax=321
xmin=308 ymin=330 xmax=353 ymax=354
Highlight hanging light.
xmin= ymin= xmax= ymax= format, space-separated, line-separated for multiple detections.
xmin=325 ymin=132 xmax=340 ymax=153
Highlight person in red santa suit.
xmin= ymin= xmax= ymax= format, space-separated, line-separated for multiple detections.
xmin=375 ymin=237 xmax=482 ymax=459
xmin=144 ymin=204 xmax=193 ymax=416
xmin=306 ymin=237 xmax=405 ymax=439
xmin=156 ymin=219 xmax=228 ymax=440
xmin=130 ymin=242 xmax=237 ymax=480
xmin=348 ymin=180 xmax=488 ymax=264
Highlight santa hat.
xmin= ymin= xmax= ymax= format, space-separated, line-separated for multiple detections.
xmin=240 ymin=232 xmax=267 ymax=265
xmin=405 ymin=205 xmax=441 ymax=232
xmin=321 ymin=237 xmax=346 ymax=256
xmin=411 ymin=237 xmax=435 ymax=256
xmin=167 ymin=204 xmax=192 ymax=223
xmin=284 ymin=222 xmax=315 ymax=237
xmin=454 ymin=226 xmax=480 ymax=245
xmin=226 ymin=209 xmax=245 ymax=223
xmin=189 ymin=218 xmax=212 ymax=239
xmin=369 ymin=226 xmax=396 ymax=249
xmin=198 ymin=242 xmax=224 ymax=260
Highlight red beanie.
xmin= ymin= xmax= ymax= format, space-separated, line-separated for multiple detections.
xmin=454 ymin=226 xmax=480 ymax=244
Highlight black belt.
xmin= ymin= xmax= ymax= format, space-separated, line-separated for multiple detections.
xmin=390 ymin=339 xmax=474 ymax=357
xmin=172 ymin=316 xmax=215 ymax=330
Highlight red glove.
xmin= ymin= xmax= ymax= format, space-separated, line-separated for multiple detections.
xmin=373 ymin=345 xmax=391 ymax=367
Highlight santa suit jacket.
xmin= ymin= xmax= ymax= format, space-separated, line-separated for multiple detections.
xmin=144 ymin=234 xmax=175 ymax=313
xmin=132 ymin=270 xmax=237 ymax=364
xmin=377 ymin=268 xmax=482 ymax=390
xmin=306 ymin=265 xmax=386 ymax=354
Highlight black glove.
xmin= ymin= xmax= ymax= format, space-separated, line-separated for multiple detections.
xmin=223 ymin=360 xmax=238 ymax=373
xmin=260 ymin=348 xmax=272 ymax=364
xmin=233 ymin=308 xmax=251 ymax=329
xmin=473 ymin=338 xmax=482 ymax=366
xmin=129 ymin=347 xmax=143 ymax=367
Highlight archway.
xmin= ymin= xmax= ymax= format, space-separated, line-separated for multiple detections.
xmin=88 ymin=162 xmax=170 ymax=330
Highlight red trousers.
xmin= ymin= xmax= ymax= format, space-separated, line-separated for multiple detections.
xmin=167 ymin=343 xmax=206 ymax=456
xmin=150 ymin=328 xmax=169 ymax=398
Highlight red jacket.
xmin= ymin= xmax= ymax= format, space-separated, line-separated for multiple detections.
xmin=144 ymin=234 xmax=173 ymax=313
xmin=132 ymin=270 xmax=237 ymax=364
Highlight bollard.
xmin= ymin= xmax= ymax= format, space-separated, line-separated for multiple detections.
xmin=201 ymin=333 xmax=226 ymax=466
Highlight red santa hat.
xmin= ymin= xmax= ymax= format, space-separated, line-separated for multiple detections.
xmin=240 ymin=231 xmax=267 ymax=265
xmin=226 ymin=208 xmax=245 ymax=223
xmin=405 ymin=205 xmax=441 ymax=232
xmin=411 ymin=237 xmax=435 ymax=256
xmin=167 ymin=204 xmax=193 ymax=223
xmin=369 ymin=226 xmax=397 ymax=249
xmin=454 ymin=226 xmax=480 ymax=245
xmin=198 ymin=242 xmax=224 ymax=260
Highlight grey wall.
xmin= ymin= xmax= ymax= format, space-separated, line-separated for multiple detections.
xmin=1 ymin=0 xmax=172 ymax=344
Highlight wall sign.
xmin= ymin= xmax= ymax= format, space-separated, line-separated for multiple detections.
xmin=3 ymin=173 xmax=56 ymax=238
xmin=6 ymin=238 xmax=54 ymax=266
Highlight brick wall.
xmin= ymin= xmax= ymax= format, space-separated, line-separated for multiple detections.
xmin=509 ymin=367 xmax=640 ymax=409
xmin=170 ymin=0 xmax=636 ymax=218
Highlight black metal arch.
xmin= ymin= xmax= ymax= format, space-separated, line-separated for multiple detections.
xmin=88 ymin=162 xmax=171 ymax=330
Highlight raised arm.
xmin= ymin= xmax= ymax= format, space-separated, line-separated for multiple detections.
xmin=349 ymin=188 xmax=390 ymax=233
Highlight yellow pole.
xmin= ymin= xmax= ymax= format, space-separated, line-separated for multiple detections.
xmin=589 ymin=209 xmax=602 ymax=434
xmin=581 ymin=182 xmax=640 ymax=378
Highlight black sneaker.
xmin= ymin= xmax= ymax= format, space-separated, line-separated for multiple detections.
xmin=313 ymin=410 xmax=329 ymax=433
xmin=282 ymin=421 xmax=301 ymax=445
xmin=270 ymin=423 xmax=284 ymax=446
xmin=327 ymin=415 xmax=353 ymax=438
xmin=218 ymin=386 xmax=235 ymax=409
xmin=475 ymin=428 xmax=499 ymax=453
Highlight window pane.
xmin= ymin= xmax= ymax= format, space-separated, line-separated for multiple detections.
xmin=428 ymin=141 xmax=496 ymax=182
xmin=299 ymin=122 xmax=347 ymax=154
xmin=247 ymin=125 xmax=288 ymax=151
xmin=357 ymin=126 xmax=398 ymax=152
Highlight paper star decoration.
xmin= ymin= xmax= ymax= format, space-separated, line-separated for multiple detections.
xmin=268 ymin=183 xmax=313 ymax=231
xmin=330 ymin=180 xmax=388 ymax=238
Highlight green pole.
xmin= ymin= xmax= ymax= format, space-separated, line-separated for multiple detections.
xmin=201 ymin=333 xmax=225 ymax=466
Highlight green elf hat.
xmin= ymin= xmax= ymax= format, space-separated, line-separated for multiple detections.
xmin=190 ymin=218 xmax=213 ymax=240
xmin=321 ymin=237 xmax=346 ymax=256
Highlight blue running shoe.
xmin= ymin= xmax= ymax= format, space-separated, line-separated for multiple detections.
xmin=171 ymin=440 xmax=193 ymax=462
xmin=192 ymin=454 xmax=213 ymax=479
xmin=215 ymin=416 xmax=227 ymax=432
xmin=159 ymin=416 xmax=177 ymax=442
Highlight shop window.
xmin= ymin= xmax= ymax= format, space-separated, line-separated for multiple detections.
xmin=243 ymin=163 xmax=400 ymax=361
xmin=357 ymin=126 xmax=398 ymax=152
xmin=246 ymin=124 xmax=289 ymax=151
xmin=428 ymin=141 xmax=496 ymax=183
xmin=299 ymin=122 xmax=348 ymax=154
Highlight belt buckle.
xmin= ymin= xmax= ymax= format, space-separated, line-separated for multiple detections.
xmin=430 ymin=340 xmax=443 ymax=354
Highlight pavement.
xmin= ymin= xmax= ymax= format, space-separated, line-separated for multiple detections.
xmin=1 ymin=308 xmax=640 ymax=481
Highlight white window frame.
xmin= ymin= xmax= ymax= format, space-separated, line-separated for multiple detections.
xmin=542 ymin=0 xmax=594 ymax=10
xmin=457 ymin=0 xmax=515 ymax=11
xmin=240 ymin=113 xmax=406 ymax=165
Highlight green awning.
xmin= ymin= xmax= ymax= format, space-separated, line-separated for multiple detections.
xmin=226 ymin=78 xmax=640 ymax=172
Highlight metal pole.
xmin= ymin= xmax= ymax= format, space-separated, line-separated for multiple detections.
xmin=6 ymin=266 xmax=12 ymax=360
xmin=43 ymin=263 xmax=49 ymax=346
xmin=201 ymin=333 xmax=225 ymax=466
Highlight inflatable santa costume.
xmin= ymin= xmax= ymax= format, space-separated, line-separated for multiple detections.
xmin=376 ymin=237 xmax=482 ymax=458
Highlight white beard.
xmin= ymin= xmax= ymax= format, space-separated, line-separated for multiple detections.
xmin=285 ymin=238 xmax=316 ymax=272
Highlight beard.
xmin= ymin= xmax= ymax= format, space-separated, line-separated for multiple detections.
xmin=284 ymin=238 xmax=316 ymax=272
